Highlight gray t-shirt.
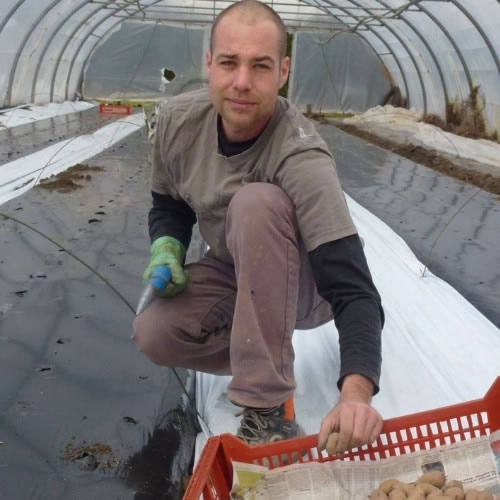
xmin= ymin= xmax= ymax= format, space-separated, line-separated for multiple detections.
xmin=151 ymin=88 xmax=357 ymax=263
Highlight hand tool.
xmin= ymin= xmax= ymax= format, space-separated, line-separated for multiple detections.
xmin=136 ymin=264 xmax=171 ymax=315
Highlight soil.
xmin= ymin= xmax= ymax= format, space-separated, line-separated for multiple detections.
xmin=61 ymin=438 xmax=116 ymax=471
xmin=37 ymin=163 xmax=104 ymax=193
xmin=305 ymin=110 xmax=327 ymax=124
xmin=336 ymin=123 xmax=500 ymax=196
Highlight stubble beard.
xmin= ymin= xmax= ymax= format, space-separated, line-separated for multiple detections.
xmin=221 ymin=96 xmax=276 ymax=139
xmin=223 ymin=105 xmax=257 ymax=134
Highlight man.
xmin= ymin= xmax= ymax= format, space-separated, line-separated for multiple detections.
xmin=133 ymin=0 xmax=384 ymax=453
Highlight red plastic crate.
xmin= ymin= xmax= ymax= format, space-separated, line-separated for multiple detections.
xmin=184 ymin=377 xmax=500 ymax=499
xmin=98 ymin=103 xmax=131 ymax=115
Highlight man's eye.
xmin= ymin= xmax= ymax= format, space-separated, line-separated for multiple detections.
xmin=220 ymin=60 xmax=234 ymax=66
xmin=255 ymin=64 xmax=270 ymax=70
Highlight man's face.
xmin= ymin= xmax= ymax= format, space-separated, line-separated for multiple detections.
xmin=206 ymin=14 xmax=290 ymax=142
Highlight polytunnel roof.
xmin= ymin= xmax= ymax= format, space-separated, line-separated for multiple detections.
xmin=1 ymin=0 xmax=500 ymax=122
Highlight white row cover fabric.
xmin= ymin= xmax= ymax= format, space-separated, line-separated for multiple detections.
xmin=1 ymin=1 xmax=499 ymax=134
xmin=0 ymin=101 xmax=94 ymax=128
xmin=344 ymin=105 xmax=500 ymax=169
xmin=194 ymin=193 xmax=500 ymax=463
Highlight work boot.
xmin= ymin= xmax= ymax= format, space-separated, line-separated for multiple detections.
xmin=235 ymin=397 xmax=302 ymax=445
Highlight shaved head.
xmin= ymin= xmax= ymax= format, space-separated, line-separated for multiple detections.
xmin=210 ymin=0 xmax=287 ymax=59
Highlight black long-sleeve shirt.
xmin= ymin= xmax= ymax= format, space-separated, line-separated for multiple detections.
xmin=148 ymin=124 xmax=384 ymax=393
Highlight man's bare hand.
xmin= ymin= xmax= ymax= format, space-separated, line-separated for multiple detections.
xmin=318 ymin=374 xmax=383 ymax=455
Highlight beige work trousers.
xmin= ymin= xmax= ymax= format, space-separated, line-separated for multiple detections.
xmin=133 ymin=183 xmax=333 ymax=408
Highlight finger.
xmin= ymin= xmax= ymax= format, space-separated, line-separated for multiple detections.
xmin=367 ymin=413 xmax=384 ymax=446
xmin=346 ymin=405 xmax=370 ymax=450
xmin=318 ymin=413 xmax=339 ymax=450
xmin=337 ymin=405 xmax=355 ymax=454
xmin=355 ymin=410 xmax=381 ymax=449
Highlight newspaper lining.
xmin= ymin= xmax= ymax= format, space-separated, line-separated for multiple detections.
xmin=230 ymin=430 xmax=500 ymax=499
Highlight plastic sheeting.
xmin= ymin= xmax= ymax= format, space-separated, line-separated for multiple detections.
xmin=1 ymin=0 xmax=500 ymax=135
xmin=1 ymin=102 xmax=499 ymax=495
xmin=289 ymin=32 xmax=391 ymax=114
xmin=321 ymin=122 xmax=500 ymax=331
xmin=0 ymin=0 xmax=118 ymax=105
xmin=344 ymin=105 xmax=500 ymax=168
xmin=195 ymin=192 xmax=500 ymax=461
xmin=0 ymin=112 xmax=145 ymax=205
xmin=0 ymin=122 xmax=201 ymax=499
xmin=83 ymin=21 xmax=207 ymax=100
xmin=0 ymin=101 xmax=95 ymax=128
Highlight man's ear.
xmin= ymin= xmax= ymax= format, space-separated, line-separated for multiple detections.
xmin=279 ymin=56 xmax=290 ymax=89
xmin=205 ymin=49 xmax=212 ymax=76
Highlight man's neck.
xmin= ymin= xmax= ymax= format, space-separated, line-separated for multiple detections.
xmin=217 ymin=116 xmax=261 ymax=157
xmin=221 ymin=113 xmax=273 ymax=143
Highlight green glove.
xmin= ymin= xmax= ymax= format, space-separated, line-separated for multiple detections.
xmin=142 ymin=236 xmax=189 ymax=297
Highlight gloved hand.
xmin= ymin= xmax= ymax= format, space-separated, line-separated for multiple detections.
xmin=142 ymin=236 xmax=189 ymax=297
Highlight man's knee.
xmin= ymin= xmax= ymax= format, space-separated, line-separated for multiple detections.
xmin=228 ymin=183 xmax=294 ymax=222
xmin=133 ymin=311 xmax=178 ymax=366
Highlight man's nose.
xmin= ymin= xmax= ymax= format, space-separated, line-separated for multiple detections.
xmin=233 ymin=65 xmax=251 ymax=90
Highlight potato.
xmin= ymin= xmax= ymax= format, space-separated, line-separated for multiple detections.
xmin=464 ymin=490 xmax=479 ymax=500
xmin=418 ymin=483 xmax=443 ymax=496
xmin=409 ymin=485 xmax=426 ymax=497
xmin=389 ymin=490 xmax=407 ymax=500
xmin=407 ymin=491 xmax=425 ymax=500
xmin=427 ymin=494 xmax=445 ymax=500
xmin=444 ymin=481 xmax=464 ymax=491
xmin=379 ymin=479 xmax=401 ymax=495
xmin=325 ymin=432 xmax=340 ymax=456
xmin=399 ymin=483 xmax=414 ymax=495
xmin=477 ymin=492 xmax=493 ymax=500
xmin=443 ymin=487 xmax=465 ymax=500
xmin=370 ymin=489 xmax=389 ymax=500
xmin=416 ymin=471 xmax=446 ymax=488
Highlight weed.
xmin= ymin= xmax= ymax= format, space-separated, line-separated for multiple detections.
xmin=422 ymin=86 xmax=498 ymax=143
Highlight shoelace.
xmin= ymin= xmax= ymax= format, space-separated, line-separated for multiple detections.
xmin=235 ymin=409 xmax=277 ymax=442
xmin=235 ymin=406 xmax=279 ymax=418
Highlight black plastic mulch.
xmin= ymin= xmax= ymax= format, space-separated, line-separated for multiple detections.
xmin=322 ymin=122 xmax=500 ymax=329
xmin=0 ymin=123 xmax=201 ymax=499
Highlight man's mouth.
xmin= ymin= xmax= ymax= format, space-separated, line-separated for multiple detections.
xmin=227 ymin=98 xmax=256 ymax=109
